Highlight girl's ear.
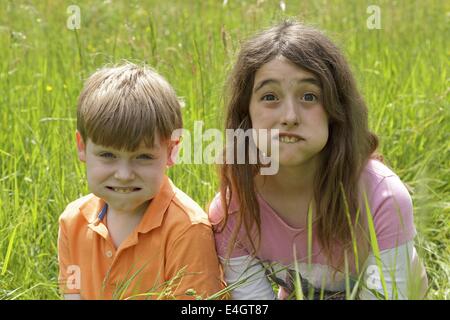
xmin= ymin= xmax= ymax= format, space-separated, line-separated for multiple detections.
xmin=76 ymin=131 xmax=86 ymax=162
xmin=166 ymin=138 xmax=181 ymax=167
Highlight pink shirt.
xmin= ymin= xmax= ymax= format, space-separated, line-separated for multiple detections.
xmin=209 ymin=159 xmax=417 ymax=298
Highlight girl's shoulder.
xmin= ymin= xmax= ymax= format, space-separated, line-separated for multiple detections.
xmin=207 ymin=192 xmax=240 ymax=226
xmin=360 ymin=159 xmax=411 ymax=200
xmin=361 ymin=158 xmax=397 ymax=182
xmin=359 ymin=159 xmax=416 ymax=249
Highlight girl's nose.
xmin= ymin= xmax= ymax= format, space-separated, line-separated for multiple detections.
xmin=280 ymin=99 xmax=299 ymax=128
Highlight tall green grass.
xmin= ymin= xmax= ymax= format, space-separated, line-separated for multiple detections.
xmin=0 ymin=0 xmax=448 ymax=299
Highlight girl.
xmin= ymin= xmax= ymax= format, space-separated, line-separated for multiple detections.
xmin=209 ymin=21 xmax=428 ymax=300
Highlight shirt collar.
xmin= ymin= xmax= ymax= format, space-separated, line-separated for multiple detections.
xmin=136 ymin=176 xmax=175 ymax=234
xmin=79 ymin=195 xmax=106 ymax=225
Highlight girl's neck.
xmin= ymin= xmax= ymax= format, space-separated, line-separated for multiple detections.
xmin=255 ymin=159 xmax=317 ymax=195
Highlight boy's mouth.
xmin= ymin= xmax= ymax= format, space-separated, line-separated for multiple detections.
xmin=106 ymin=186 xmax=142 ymax=193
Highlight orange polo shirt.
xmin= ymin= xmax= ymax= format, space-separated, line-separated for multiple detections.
xmin=58 ymin=176 xmax=226 ymax=300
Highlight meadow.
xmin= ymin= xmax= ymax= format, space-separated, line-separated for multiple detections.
xmin=0 ymin=0 xmax=448 ymax=299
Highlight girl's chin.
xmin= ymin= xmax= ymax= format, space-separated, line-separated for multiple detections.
xmin=278 ymin=161 xmax=304 ymax=168
xmin=277 ymin=155 xmax=314 ymax=168
xmin=277 ymin=153 xmax=305 ymax=165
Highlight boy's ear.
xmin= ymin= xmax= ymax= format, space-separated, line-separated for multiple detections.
xmin=76 ymin=131 xmax=86 ymax=162
xmin=166 ymin=138 xmax=181 ymax=167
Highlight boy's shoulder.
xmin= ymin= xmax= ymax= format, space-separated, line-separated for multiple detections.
xmin=59 ymin=193 xmax=99 ymax=223
xmin=168 ymin=181 xmax=210 ymax=227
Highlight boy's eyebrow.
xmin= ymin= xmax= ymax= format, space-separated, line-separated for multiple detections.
xmin=92 ymin=145 xmax=113 ymax=152
xmin=253 ymin=77 xmax=321 ymax=93
xmin=93 ymin=145 xmax=159 ymax=154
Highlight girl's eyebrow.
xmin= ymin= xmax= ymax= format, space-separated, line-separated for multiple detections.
xmin=253 ymin=77 xmax=321 ymax=93
xmin=253 ymin=79 xmax=280 ymax=93
xmin=292 ymin=77 xmax=321 ymax=88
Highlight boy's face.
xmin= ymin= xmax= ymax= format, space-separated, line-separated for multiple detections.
xmin=76 ymin=131 xmax=178 ymax=215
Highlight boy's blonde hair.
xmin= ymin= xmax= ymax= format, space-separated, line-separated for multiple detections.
xmin=77 ymin=63 xmax=182 ymax=150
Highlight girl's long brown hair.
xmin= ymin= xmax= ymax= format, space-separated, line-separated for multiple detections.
xmin=219 ymin=21 xmax=380 ymax=271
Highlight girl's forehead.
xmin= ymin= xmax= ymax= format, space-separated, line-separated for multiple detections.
xmin=253 ymin=57 xmax=320 ymax=90
xmin=255 ymin=56 xmax=317 ymax=81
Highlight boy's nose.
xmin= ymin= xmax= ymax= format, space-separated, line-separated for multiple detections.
xmin=114 ymin=165 xmax=136 ymax=181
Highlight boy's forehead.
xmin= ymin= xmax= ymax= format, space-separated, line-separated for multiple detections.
xmin=86 ymin=138 xmax=162 ymax=152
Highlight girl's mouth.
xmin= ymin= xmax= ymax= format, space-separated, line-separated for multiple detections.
xmin=278 ymin=132 xmax=304 ymax=143
xmin=279 ymin=136 xmax=302 ymax=143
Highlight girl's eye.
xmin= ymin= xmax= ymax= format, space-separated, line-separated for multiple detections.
xmin=302 ymin=93 xmax=318 ymax=102
xmin=100 ymin=152 xmax=115 ymax=158
xmin=261 ymin=94 xmax=278 ymax=101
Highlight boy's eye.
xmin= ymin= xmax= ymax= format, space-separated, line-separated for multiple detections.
xmin=302 ymin=93 xmax=318 ymax=102
xmin=261 ymin=94 xmax=278 ymax=101
xmin=100 ymin=152 xmax=115 ymax=158
xmin=137 ymin=154 xmax=154 ymax=160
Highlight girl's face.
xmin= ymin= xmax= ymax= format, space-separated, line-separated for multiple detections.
xmin=249 ymin=56 xmax=329 ymax=168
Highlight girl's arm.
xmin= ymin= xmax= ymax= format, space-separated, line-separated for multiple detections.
xmin=359 ymin=240 xmax=428 ymax=300
xmin=220 ymin=255 xmax=276 ymax=300
xmin=358 ymin=163 xmax=428 ymax=299
xmin=209 ymin=194 xmax=275 ymax=299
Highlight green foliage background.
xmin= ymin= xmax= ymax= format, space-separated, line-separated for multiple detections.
xmin=0 ymin=0 xmax=448 ymax=299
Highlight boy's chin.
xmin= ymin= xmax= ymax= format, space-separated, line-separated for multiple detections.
xmin=92 ymin=190 xmax=153 ymax=211
xmin=106 ymin=198 xmax=151 ymax=214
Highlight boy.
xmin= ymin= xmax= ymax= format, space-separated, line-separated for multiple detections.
xmin=58 ymin=63 xmax=225 ymax=300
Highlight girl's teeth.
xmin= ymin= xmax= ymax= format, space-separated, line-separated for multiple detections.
xmin=279 ymin=136 xmax=300 ymax=143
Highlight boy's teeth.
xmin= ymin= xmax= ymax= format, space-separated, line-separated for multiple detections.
xmin=279 ymin=136 xmax=301 ymax=143
xmin=112 ymin=187 xmax=135 ymax=193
